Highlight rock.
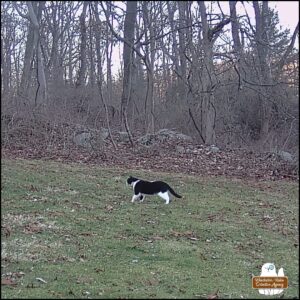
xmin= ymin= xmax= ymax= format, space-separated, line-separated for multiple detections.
xmin=136 ymin=129 xmax=192 ymax=146
xmin=73 ymin=127 xmax=108 ymax=148
xmin=176 ymin=145 xmax=185 ymax=154
xmin=137 ymin=134 xmax=155 ymax=145
xmin=156 ymin=129 xmax=192 ymax=141
xmin=277 ymin=150 xmax=294 ymax=162
xmin=99 ymin=127 xmax=109 ymax=140
xmin=176 ymin=133 xmax=193 ymax=142
xmin=209 ymin=145 xmax=220 ymax=153
xmin=73 ymin=132 xmax=92 ymax=148
xmin=118 ymin=131 xmax=130 ymax=142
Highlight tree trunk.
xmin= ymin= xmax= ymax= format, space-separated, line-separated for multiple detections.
xmin=27 ymin=1 xmax=47 ymax=104
xmin=19 ymin=23 xmax=35 ymax=98
xmin=2 ymin=35 xmax=11 ymax=95
xmin=89 ymin=15 xmax=95 ymax=87
xmin=178 ymin=1 xmax=187 ymax=80
xmin=198 ymin=1 xmax=216 ymax=145
xmin=167 ymin=2 xmax=179 ymax=72
xmin=106 ymin=2 xmax=113 ymax=117
xmin=76 ymin=1 xmax=88 ymax=87
xmin=229 ymin=1 xmax=245 ymax=90
xmin=177 ymin=1 xmax=189 ymax=108
xmin=229 ymin=1 xmax=242 ymax=54
xmin=142 ymin=2 xmax=155 ymax=134
xmin=253 ymin=1 xmax=272 ymax=141
xmin=93 ymin=2 xmax=117 ymax=150
xmin=68 ymin=31 xmax=73 ymax=85
xmin=120 ymin=1 xmax=137 ymax=140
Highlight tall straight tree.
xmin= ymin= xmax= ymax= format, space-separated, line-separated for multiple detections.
xmin=142 ymin=1 xmax=156 ymax=134
xmin=15 ymin=4 xmax=35 ymax=99
xmin=229 ymin=1 xmax=246 ymax=91
xmin=1 ymin=2 xmax=13 ymax=95
xmin=76 ymin=1 xmax=88 ymax=87
xmin=253 ymin=1 xmax=278 ymax=141
xmin=105 ymin=1 xmax=113 ymax=109
xmin=15 ymin=1 xmax=47 ymax=103
xmin=44 ymin=1 xmax=70 ymax=86
xmin=198 ymin=1 xmax=230 ymax=145
xmin=121 ymin=0 xmax=137 ymax=139
xmin=27 ymin=1 xmax=47 ymax=104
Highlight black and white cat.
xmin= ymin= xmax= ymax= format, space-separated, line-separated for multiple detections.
xmin=127 ymin=176 xmax=182 ymax=204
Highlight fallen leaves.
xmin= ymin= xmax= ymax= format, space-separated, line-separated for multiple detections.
xmin=94 ymin=267 xmax=105 ymax=273
xmin=207 ymin=289 xmax=219 ymax=299
xmin=1 ymin=278 xmax=17 ymax=286
xmin=114 ymin=234 xmax=128 ymax=240
xmin=105 ymin=205 xmax=114 ymax=212
xmin=152 ymin=236 xmax=164 ymax=241
xmin=143 ymin=278 xmax=160 ymax=286
xmin=79 ymin=231 xmax=97 ymax=236
xmin=145 ymin=235 xmax=164 ymax=243
xmin=1 ymin=225 xmax=11 ymax=238
xmin=1 ymin=271 xmax=26 ymax=287
xmin=48 ymin=211 xmax=65 ymax=217
xmin=28 ymin=184 xmax=38 ymax=192
xmin=24 ymin=223 xmax=44 ymax=234
xmin=169 ymin=230 xmax=199 ymax=241
xmin=2 ymin=136 xmax=298 ymax=182
xmin=76 ymin=276 xmax=94 ymax=284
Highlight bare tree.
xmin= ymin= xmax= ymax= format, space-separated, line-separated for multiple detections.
xmin=92 ymin=2 xmax=117 ymax=149
xmin=198 ymin=1 xmax=230 ymax=144
xmin=76 ymin=1 xmax=88 ymax=87
xmin=27 ymin=1 xmax=47 ymax=104
xmin=14 ymin=2 xmax=35 ymax=100
xmin=141 ymin=1 xmax=156 ymax=134
xmin=1 ymin=1 xmax=298 ymax=154
xmin=1 ymin=2 xmax=13 ymax=95
xmin=120 ymin=1 xmax=137 ymax=144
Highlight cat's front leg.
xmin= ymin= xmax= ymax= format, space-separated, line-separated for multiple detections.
xmin=131 ymin=194 xmax=141 ymax=203
xmin=131 ymin=195 xmax=138 ymax=203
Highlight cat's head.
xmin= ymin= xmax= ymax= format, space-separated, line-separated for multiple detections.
xmin=127 ymin=176 xmax=139 ymax=186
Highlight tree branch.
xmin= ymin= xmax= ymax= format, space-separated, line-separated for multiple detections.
xmin=276 ymin=22 xmax=299 ymax=76
xmin=13 ymin=2 xmax=30 ymax=20
xmin=98 ymin=2 xmax=150 ymax=72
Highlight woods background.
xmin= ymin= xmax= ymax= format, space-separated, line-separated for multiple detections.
xmin=1 ymin=1 xmax=299 ymax=163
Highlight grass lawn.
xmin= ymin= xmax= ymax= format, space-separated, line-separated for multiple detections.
xmin=1 ymin=159 xmax=299 ymax=299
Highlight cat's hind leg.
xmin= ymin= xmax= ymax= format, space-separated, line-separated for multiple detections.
xmin=158 ymin=192 xmax=170 ymax=204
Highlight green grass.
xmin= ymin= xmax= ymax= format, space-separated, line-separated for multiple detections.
xmin=1 ymin=159 xmax=299 ymax=299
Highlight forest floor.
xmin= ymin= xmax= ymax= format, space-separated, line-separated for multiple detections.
xmin=2 ymin=133 xmax=299 ymax=182
xmin=1 ymin=159 xmax=299 ymax=299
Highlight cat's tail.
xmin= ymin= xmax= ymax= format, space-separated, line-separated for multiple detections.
xmin=168 ymin=186 xmax=182 ymax=198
